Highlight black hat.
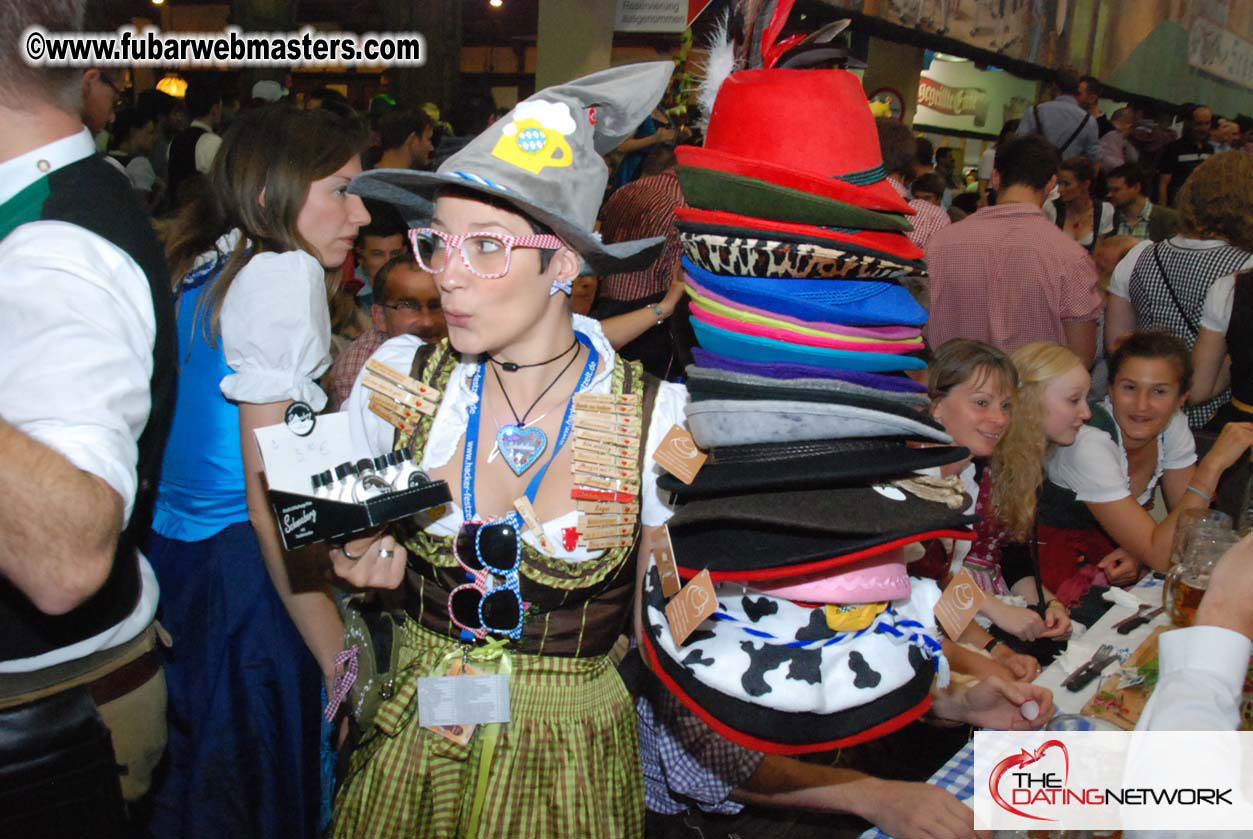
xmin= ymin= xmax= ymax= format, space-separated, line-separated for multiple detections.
xmin=657 ymin=438 xmax=969 ymax=500
xmin=667 ymin=482 xmax=976 ymax=581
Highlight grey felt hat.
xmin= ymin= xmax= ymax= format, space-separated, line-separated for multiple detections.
xmin=348 ymin=62 xmax=675 ymax=275
xmin=687 ymin=398 xmax=952 ymax=448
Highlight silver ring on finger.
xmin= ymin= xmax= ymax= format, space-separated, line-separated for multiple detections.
xmin=377 ymin=548 xmax=395 ymax=560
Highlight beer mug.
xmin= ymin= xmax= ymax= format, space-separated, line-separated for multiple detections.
xmin=1167 ymin=508 xmax=1232 ymax=567
xmin=1164 ymin=528 xmax=1238 ymax=626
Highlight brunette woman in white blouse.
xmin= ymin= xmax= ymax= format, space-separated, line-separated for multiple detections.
xmin=1039 ymin=332 xmax=1253 ymax=593
xmin=144 ymin=105 xmax=369 ymax=839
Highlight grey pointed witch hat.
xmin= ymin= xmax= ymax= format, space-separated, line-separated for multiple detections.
xmin=348 ymin=61 xmax=674 ymax=276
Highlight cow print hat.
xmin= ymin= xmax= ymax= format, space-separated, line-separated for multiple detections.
xmin=640 ymin=554 xmax=946 ymax=754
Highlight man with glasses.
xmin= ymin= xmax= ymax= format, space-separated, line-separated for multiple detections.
xmin=328 ymin=252 xmax=445 ymax=409
xmin=80 ymin=67 xmax=123 ymax=142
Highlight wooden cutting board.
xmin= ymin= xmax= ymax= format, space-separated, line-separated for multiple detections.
xmin=1081 ymin=627 xmax=1167 ymax=730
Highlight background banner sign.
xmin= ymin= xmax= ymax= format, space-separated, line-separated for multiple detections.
xmin=974 ymin=730 xmax=1253 ymax=831
xmin=917 ymin=77 xmax=989 ymax=126
xmin=615 ymin=0 xmax=687 ymax=33
xmin=1188 ymin=16 xmax=1253 ymax=91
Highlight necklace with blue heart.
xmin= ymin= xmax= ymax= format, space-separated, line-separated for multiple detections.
xmin=489 ymin=342 xmax=582 ymax=476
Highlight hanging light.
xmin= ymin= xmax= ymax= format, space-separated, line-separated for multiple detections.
xmin=156 ymin=73 xmax=187 ymax=98
xmin=151 ymin=0 xmax=164 ymax=5
xmin=489 ymin=0 xmax=503 ymax=7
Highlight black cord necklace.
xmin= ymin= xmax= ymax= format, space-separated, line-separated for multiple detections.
xmin=488 ymin=336 xmax=578 ymax=373
xmin=492 ymin=342 xmax=583 ymax=429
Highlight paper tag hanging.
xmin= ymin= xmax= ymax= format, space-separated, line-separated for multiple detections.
xmin=653 ymin=425 xmax=707 ymax=485
xmin=653 ymin=524 xmax=682 ymax=598
xmin=934 ymin=568 xmax=987 ymax=641
xmin=665 ymin=569 xmax=717 ymax=646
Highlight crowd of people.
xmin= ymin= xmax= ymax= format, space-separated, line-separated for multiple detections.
xmin=3 ymin=3 xmax=1253 ymax=839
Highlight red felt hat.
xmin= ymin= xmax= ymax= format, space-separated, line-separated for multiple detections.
xmin=680 ymin=68 xmax=912 ymax=216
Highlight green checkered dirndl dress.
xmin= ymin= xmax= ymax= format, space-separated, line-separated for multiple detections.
xmin=331 ymin=341 xmax=649 ymax=838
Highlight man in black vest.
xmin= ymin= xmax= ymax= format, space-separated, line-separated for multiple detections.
xmin=167 ymin=76 xmax=223 ymax=209
xmin=0 ymin=2 xmax=176 ymax=835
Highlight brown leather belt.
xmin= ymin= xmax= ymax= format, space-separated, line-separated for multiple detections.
xmin=0 ymin=622 xmax=164 ymax=710
xmin=88 ymin=648 xmax=162 ymax=706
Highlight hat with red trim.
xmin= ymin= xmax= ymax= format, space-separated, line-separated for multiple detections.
xmin=664 ymin=481 xmax=976 ymax=580
xmin=639 ymin=554 xmax=944 ymax=754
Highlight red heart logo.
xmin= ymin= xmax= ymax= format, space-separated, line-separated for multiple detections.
xmin=989 ymin=739 xmax=1069 ymax=821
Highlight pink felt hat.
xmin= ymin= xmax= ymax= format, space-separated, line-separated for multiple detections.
xmin=689 ymin=303 xmax=922 ymax=354
xmin=754 ymin=548 xmax=910 ymax=604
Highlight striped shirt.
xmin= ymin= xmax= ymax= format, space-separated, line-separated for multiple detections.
xmin=598 ymin=169 xmax=685 ymax=300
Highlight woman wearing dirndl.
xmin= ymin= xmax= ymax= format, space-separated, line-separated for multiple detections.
xmin=145 ymin=105 xmax=369 ymax=838
xmin=328 ymin=63 xmax=688 ymax=838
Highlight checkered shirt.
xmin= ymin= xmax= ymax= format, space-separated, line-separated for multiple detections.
xmin=925 ymin=203 xmax=1102 ymax=354
xmin=891 ymin=177 xmax=951 ymax=250
xmin=859 ymin=743 xmax=974 ymax=839
xmin=328 ymin=328 xmax=387 ymax=411
xmin=1113 ymin=200 xmax=1153 ymax=239
xmin=1127 ymin=239 xmax=1251 ymax=426
xmin=637 ymin=687 xmax=764 ymax=815
xmin=598 ymin=170 xmax=685 ymax=301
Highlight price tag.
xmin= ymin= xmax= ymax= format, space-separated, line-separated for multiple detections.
xmin=934 ymin=568 xmax=986 ymax=641
xmin=653 ymin=425 xmax=707 ymax=485
xmin=665 ymin=568 xmax=717 ymax=646
xmin=653 ymin=524 xmax=681 ymax=598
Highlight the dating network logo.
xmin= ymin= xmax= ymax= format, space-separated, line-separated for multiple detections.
xmin=989 ymin=739 xmax=1073 ymax=821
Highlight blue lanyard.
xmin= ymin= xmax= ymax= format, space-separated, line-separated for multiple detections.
xmin=461 ymin=331 xmax=598 ymax=522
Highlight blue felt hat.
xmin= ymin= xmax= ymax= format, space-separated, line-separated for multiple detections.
xmin=683 ymin=257 xmax=926 ymax=328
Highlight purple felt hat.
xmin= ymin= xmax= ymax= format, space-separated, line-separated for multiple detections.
xmin=691 ymin=348 xmax=927 ymax=394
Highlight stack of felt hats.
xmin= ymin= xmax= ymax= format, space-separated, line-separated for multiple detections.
xmin=639 ymin=67 xmax=978 ymax=755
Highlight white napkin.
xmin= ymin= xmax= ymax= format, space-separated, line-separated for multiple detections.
xmin=1054 ymin=636 xmax=1104 ymax=674
xmin=1102 ymin=587 xmax=1143 ymax=610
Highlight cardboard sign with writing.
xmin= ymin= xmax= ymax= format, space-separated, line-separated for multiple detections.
xmin=654 ymin=524 xmax=682 ymax=598
xmin=665 ymin=568 xmax=717 ymax=645
xmin=653 ymin=425 xmax=707 ymax=485
xmin=933 ymin=568 xmax=986 ymax=641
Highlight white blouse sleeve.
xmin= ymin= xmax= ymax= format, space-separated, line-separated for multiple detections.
xmin=220 ymin=249 xmax=332 ymax=409
xmin=1160 ymin=410 xmax=1198 ymax=471
xmin=1047 ymin=425 xmax=1130 ymax=504
xmin=345 ymin=335 xmax=424 ymax=458
xmin=1098 ymin=202 xmax=1115 ymax=236
xmin=126 ymin=157 xmax=157 ymax=193
xmin=640 ymin=380 xmax=689 ymax=527
xmin=1108 ymin=239 xmax=1152 ymax=301
xmin=1201 ymin=274 xmax=1236 ymax=334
